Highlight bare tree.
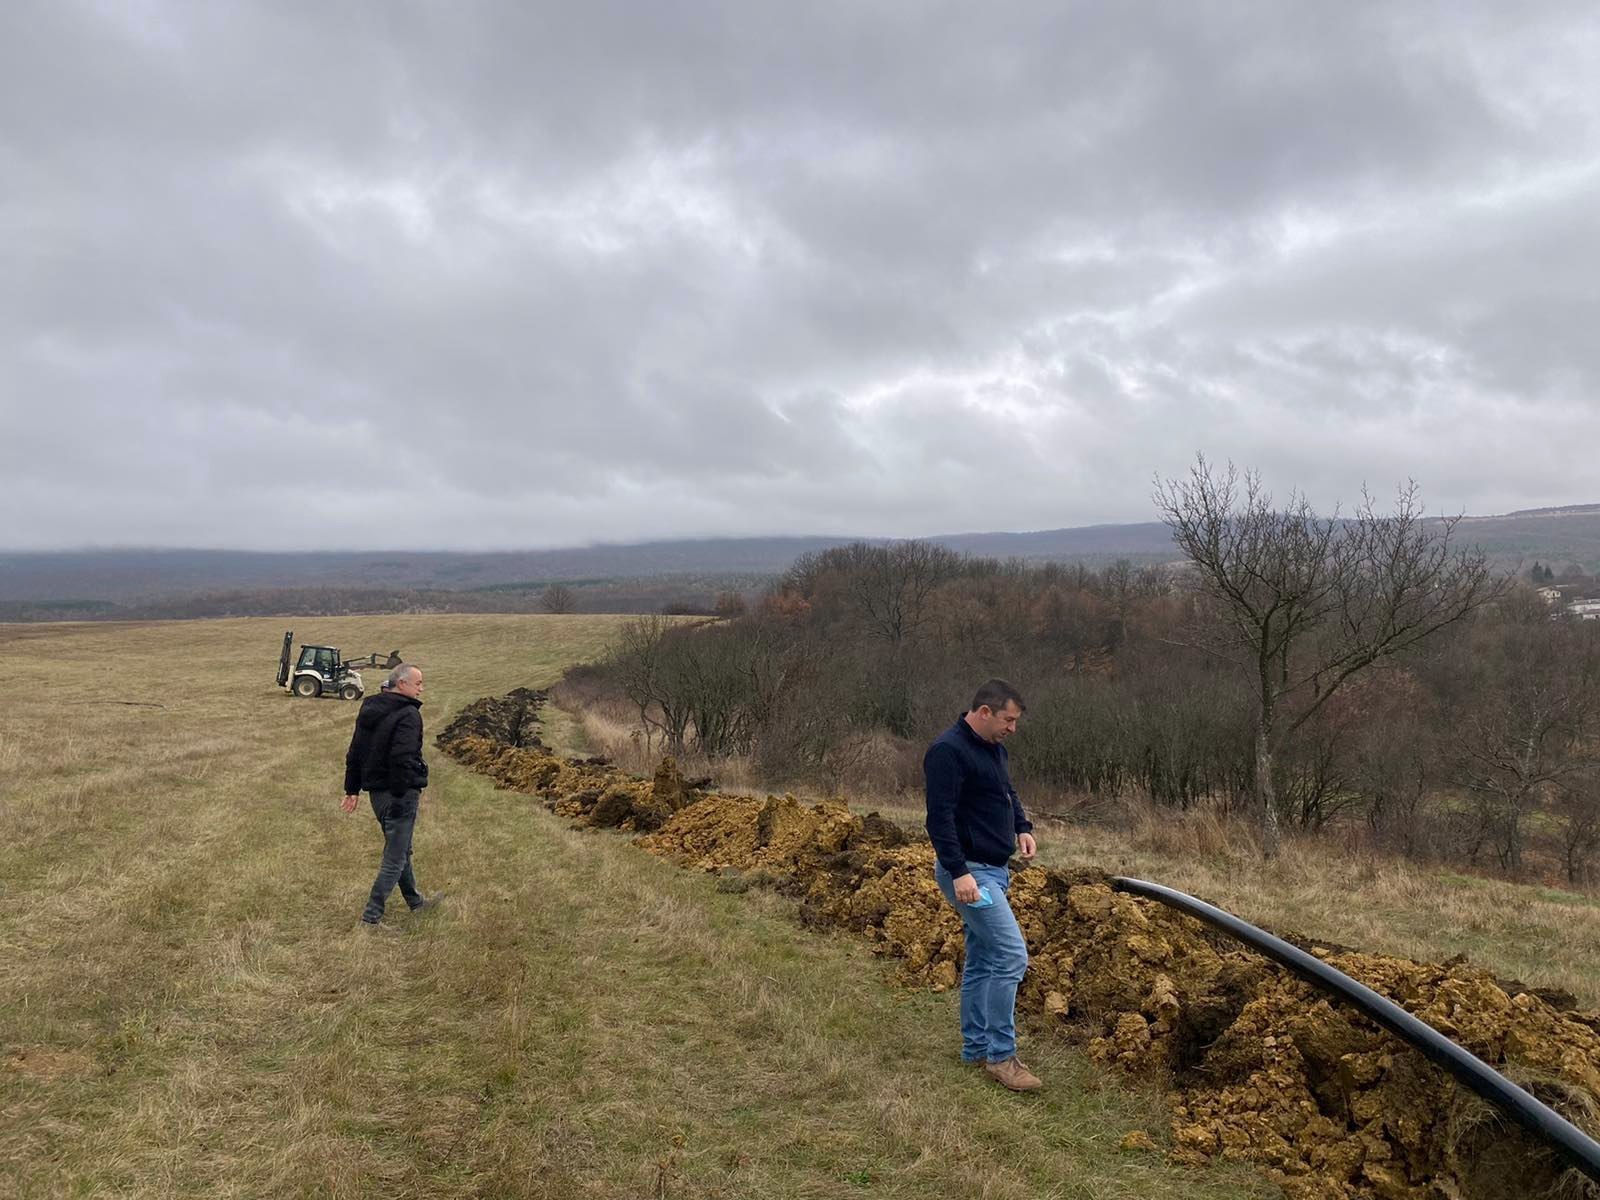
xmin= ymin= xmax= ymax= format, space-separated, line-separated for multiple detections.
xmin=1356 ymin=715 xmax=1436 ymax=856
xmin=1554 ymin=772 xmax=1600 ymax=886
xmin=610 ymin=616 xmax=691 ymax=754
xmin=541 ymin=583 xmax=577 ymax=614
xmin=789 ymin=541 xmax=962 ymax=644
xmin=606 ymin=615 xmax=804 ymax=759
xmin=1030 ymin=585 xmax=1114 ymax=671
xmin=1155 ymin=456 xmax=1504 ymax=855
xmin=1451 ymin=624 xmax=1600 ymax=873
xmin=713 ymin=590 xmax=748 ymax=619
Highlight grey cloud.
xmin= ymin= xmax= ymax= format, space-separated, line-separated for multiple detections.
xmin=4 ymin=0 xmax=1600 ymax=549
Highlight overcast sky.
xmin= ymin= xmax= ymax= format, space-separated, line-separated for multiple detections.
xmin=4 ymin=1 xmax=1599 ymax=550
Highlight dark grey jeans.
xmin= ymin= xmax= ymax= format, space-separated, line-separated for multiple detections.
xmin=361 ymin=789 xmax=424 ymax=923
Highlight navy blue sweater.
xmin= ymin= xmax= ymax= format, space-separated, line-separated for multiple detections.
xmin=923 ymin=714 xmax=1032 ymax=878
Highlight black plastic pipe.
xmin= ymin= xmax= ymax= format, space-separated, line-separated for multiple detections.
xmin=1110 ymin=875 xmax=1600 ymax=1184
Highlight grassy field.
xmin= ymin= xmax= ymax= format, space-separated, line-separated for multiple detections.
xmin=0 ymin=616 xmax=1269 ymax=1200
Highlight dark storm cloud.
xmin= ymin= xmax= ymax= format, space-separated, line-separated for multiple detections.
xmin=3 ymin=0 xmax=1599 ymax=549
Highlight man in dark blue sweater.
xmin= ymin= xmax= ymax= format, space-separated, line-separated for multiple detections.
xmin=924 ymin=678 xmax=1041 ymax=1090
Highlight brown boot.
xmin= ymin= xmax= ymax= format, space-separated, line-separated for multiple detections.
xmin=983 ymin=1056 xmax=1042 ymax=1091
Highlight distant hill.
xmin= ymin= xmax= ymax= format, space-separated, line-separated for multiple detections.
xmin=0 ymin=540 xmax=854 ymax=603
xmin=1448 ymin=508 xmax=1600 ymax=569
xmin=0 ymin=525 xmax=1179 ymax=608
xmin=1499 ymin=504 xmax=1600 ymax=518
xmin=4 ymin=507 xmax=1598 ymax=620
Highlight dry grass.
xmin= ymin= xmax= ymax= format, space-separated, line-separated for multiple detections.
xmin=1 ymin=616 xmax=1266 ymax=1200
xmin=563 ymin=701 xmax=769 ymax=792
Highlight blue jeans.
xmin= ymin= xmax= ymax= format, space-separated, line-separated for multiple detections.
xmin=935 ymin=861 xmax=1029 ymax=1063
xmin=362 ymin=790 xmax=424 ymax=923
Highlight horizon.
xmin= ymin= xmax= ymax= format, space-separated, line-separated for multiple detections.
xmin=5 ymin=501 xmax=1597 ymax=557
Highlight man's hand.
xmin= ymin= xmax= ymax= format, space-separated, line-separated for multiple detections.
xmin=340 ymin=794 xmax=360 ymax=814
xmin=1017 ymin=832 xmax=1037 ymax=860
xmin=953 ymin=873 xmax=980 ymax=904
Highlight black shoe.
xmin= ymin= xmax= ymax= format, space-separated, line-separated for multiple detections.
xmin=410 ymin=892 xmax=447 ymax=913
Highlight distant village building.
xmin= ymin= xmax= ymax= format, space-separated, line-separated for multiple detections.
xmin=1567 ymin=599 xmax=1600 ymax=620
xmin=1538 ymin=586 xmax=1564 ymax=604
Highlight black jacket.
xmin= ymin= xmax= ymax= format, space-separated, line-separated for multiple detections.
xmin=343 ymin=691 xmax=429 ymax=796
xmin=923 ymin=714 xmax=1032 ymax=878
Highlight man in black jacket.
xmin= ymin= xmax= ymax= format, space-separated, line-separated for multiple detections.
xmin=924 ymin=678 xmax=1040 ymax=1090
xmin=341 ymin=663 xmax=439 ymax=927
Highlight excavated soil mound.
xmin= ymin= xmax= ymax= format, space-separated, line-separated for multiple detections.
xmin=437 ymin=687 xmax=551 ymax=750
xmin=442 ymin=693 xmax=1600 ymax=1200
xmin=437 ymin=691 xmax=707 ymax=833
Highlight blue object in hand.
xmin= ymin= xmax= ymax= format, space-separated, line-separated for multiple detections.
xmin=967 ymin=885 xmax=995 ymax=909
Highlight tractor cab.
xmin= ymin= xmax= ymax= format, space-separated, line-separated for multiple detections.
xmin=289 ymin=644 xmax=363 ymax=700
xmin=277 ymin=631 xmax=369 ymax=700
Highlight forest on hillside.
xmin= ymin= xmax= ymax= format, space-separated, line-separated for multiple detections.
xmin=562 ymin=537 xmax=1600 ymax=887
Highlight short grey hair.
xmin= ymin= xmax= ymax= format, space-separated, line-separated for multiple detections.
xmin=386 ymin=663 xmax=420 ymax=688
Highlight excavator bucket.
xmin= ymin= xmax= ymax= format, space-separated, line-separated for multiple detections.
xmin=276 ymin=631 xmax=294 ymax=688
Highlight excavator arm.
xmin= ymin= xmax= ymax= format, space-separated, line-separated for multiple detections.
xmin=341 ymin=650 xmax=403 ymax=672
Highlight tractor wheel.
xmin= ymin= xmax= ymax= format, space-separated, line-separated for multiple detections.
xmin=292 ymin=675 xmax=320 ymax=698
xmin=340 ymin=684 xmax=361 ymax=701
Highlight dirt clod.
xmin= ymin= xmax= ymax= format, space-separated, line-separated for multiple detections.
xmin=1119 ymin=1129 xmax=1159 ymax=1153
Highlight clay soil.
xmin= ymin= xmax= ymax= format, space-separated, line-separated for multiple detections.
xmin=439 ymin=693 xmax=1600 ymax=1200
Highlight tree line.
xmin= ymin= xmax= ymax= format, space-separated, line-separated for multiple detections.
xmin=0 ymin=576 xmax=766 ymax=623
xmin=563 ymin=462 xmax=1600 ymax=885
